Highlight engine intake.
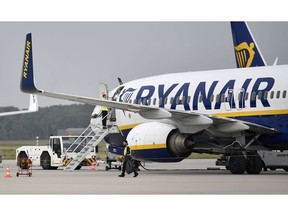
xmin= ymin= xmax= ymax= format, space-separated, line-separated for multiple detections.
xmin=167 ymin=129 xmax=195 ymax=157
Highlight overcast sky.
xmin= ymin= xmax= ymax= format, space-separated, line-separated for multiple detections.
xmin=1 ymin=22 xmax=288 ymax=109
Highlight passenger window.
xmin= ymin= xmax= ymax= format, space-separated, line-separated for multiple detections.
xmin=251 ymin=92 xmax=256 ymax=101
xmin=221 ymin=94 xmax=225 ymax=102
xmin=264 ymin=91 xmax=268 ymax=100
xmin=227 ymin=94 xmax=231 ymax=102
xmin=143 ymin=98 xmax=147 ymax=105
xmin=187 ymin=96 xmax=191 ymax=103
xmin=170 ymin=97 xmax=174 ymax=104
xmin=148 ymin=99 xmax=151 ymax=105
xmin=216 ymin=94 xmax=220 ymax=103
xmin=283 ymin=90 xmax=287 ymax=98
xmin=245 ymin=92 xmax=249 ymax=100
xmin=182 ymin=96 xmax=186 ymax=104
xmin=270 ymin=91 xmax=274 ymax=99
xmin=159 ymin=97 xmax=163 ymax=105
xmin=176 ymin=96 xmax=179 ymax=104
xmin=153 ymin=98 xmax=156 ymax=105
xmin=210 ymin=94 xmax=214 ymax=103
xmin=133 ymin=99 xmax=137 ymax=104
xmin=257 ymin=91 xmax=262 ymax=100
xmin=276 ymin=91 xmax=280 ymax=99
xmin=238 ymin=92 xmax=243 ymax=101
xmin=199 ymin=95 xmax=203 ymax=103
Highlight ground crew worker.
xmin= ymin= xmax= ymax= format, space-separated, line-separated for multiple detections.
xmin=118 ymin=140 xmax=138 ymax=177
xmin=101 ymin=94 xmax=108 ymax=128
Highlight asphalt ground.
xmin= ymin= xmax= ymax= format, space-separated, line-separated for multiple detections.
xmin=0 ymin=159 xmax=287 ymax=216
xmin=0 ymin=159 xmax=287 ymax=194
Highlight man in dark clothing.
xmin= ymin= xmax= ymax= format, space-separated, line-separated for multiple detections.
xmin=118 ymin=140 xmax=138 ymax=177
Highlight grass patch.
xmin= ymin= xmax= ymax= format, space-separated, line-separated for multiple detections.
xmin=188 ymin=153 xmax=219 ymax=159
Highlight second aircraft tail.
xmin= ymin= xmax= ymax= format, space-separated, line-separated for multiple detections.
xmin=230 ymin=22 xmax=267 ymax=68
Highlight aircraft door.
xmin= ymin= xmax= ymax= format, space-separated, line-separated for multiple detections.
xmin=224 ymin=89 xmax=234 ymax=111
xmin=236 ymin=88 xmax=245 ymax=110
xmin=99 ymin=83 xmax=108 ymax=99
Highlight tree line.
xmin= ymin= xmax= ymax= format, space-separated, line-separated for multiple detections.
xmin=0 ymin=104 xmax=95 ymax=140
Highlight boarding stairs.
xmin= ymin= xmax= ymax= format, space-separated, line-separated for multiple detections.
xmin=64 ymin=124 xmax=109 ymax=171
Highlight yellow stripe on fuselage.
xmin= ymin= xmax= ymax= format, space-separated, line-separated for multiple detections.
xmin=130 ymin=144 xmax=166 ymax=151
xmin=118 ymin=123 xmax=140 ymax=131
xmin=213 ymin=109 xmax=288 ymax=118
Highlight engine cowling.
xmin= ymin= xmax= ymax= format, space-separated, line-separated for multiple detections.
xmin=127 ymin=122 xmax=195 ymax=162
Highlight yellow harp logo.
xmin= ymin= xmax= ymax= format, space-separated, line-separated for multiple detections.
xmin=234 ymin=42 xmax=255 ymax=67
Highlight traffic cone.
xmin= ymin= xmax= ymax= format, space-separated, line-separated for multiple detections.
xmin=5 ymin=166 xmax=11 ymax=178
xmin=91 ymin=162 xmax=96 ymax=171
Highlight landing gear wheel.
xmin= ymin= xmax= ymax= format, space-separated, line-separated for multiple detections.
xmin=105 ymin=166 xmax=109 ymax=171
xmin=29 ymin=173 xmax=32 ymax=177
xmin=246 ymin=152 xmax=263 ymax=174
xmin=284 ymin=168 xmax=288 ymax=172
xmin=229 ymin=153 xmax=247 ymax=174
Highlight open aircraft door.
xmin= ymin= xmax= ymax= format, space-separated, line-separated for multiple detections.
xmin=99 ymin=83 xmax=108 ymax=99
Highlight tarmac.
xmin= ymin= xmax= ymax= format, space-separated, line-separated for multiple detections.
xmin=1 ymin=159 xmax=287 ymax=216
xmin=0 ymin=159 xmax=287 ymax=195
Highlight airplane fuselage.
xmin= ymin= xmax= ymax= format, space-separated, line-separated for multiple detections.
xmin=108 ymin=65 xmax=288 ymax=150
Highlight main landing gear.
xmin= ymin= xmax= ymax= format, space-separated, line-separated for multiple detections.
xmin=228 ymin=151 xmax=262 ymax=174
xmin=223 ymin=135 xmax=263 ymax=174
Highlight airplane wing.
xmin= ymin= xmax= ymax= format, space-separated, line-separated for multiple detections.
xmin=21 ymin=33 xmax=277 ymax=135
xmin=0 ymin=94 xmax=38 ymax=117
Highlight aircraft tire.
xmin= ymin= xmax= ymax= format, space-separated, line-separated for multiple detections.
xmin=246 ymin=152 xmax=262 ymax=174
xmin=228 ymin=153 xmax=247 ymax=174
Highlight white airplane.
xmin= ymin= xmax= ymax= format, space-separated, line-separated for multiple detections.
xmin=20 ymin=31 xmax=288 ymax=175
xmin=0 ymin=94 xmax=38 ymax=117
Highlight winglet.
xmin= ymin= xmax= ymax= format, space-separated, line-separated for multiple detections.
xmin=21 ymin=33 xmax=41 ymax=94
xmin=273 ymin=57 xmax=278 ymax=66
xmin=28 ymin=94 xmax=38 ymax=112
xmin=230 ymin=22 xmax=267 ymax=68
xmin=117 ymin=77 xmax=124 ymax=85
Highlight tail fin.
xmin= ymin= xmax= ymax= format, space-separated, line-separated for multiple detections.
xmin=230 ymin=22 xmax=267 ymax=68
xmin=21 ymin=33 xmax=40 ymax=93
xmin=28 ymin=94 xmax=38 ymax=112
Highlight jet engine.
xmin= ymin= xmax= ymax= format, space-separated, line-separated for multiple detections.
xmin=127 ymin=122 xmax=195 ymax=162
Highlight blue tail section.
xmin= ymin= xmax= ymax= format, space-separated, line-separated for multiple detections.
xmin=230 ymin=22 xmax=267 ymax=68
xmin=21 ymin=33 xmax=40 ymax=93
